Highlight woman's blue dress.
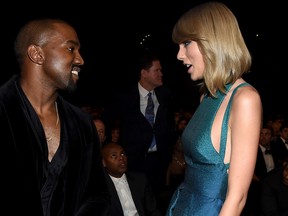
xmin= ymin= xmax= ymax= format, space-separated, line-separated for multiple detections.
xmin=166 ymin=83 xmax=249 ymax=215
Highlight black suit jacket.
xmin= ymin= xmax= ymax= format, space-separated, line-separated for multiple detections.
xmin=245 ymin=146 xmax=278 ymax=215
xmin=1 ymin=75 xmax=110 ymax=215
xmin=271 ymin=137 xmax=288 ymax=167
xmin=105 ymin=171 xmax=162 ymax=216
xmin=254 ymin=146 xmax=277 ymax=180
xmin=108 ymin=84 xmax=175 ymax=171
xmin=260 ymin=167 xmax=288 ymax=215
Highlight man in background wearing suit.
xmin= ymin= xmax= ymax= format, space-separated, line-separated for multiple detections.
xmin=271 ymin=123 xmax=288 ymax=167
xmin=243 ymin=125 xmax=277 ymax=215
xmin=102 ymin=142 xmax=162 ymax=216
xmin=260 ymin=156 xmax=288 ymax=215
xmin=105 ymin=54 xmax=175 ymax=211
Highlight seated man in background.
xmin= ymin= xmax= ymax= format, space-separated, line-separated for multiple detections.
xmin=243 ymin=125 xmax=277 ymax=215
xmin=93 ymin=117 xmax=107 ymax=146
xmin=271 ymin=123 xmax=288 ymax=167
xmin=260 ymin=156 xmax=288 ymax=215
xmin=101 ymin=142 xmax=162 ymax=216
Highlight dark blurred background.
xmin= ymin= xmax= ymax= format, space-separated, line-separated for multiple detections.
xmin=3 ymin=0 xmax=287 ymax=117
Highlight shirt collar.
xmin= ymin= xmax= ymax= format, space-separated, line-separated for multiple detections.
xmin=138 ymin=82 xmax=154 ymax=98
xmin=259 ymin=145 xmax=269 ymax=153
xmin=110 ymin=173 xmax=127 ymax=184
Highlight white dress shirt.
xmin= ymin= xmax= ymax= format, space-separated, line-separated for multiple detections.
xmin=138 ymin=82 xmax=159 ymax=117
xmin=110 ymin=174 xmax=139 ymax=216
xmin=138 ymin=83 xmax=158 ymax=152
xmin=260 ymin=145 xmax=275 ymax=172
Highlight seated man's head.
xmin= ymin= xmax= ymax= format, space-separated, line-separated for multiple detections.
xmin=101 ymin=143 xmax=127 ymax=178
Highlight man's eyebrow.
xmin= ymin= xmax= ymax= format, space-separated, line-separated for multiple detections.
xmin=66 ymin=40 xmax=80 ymax=47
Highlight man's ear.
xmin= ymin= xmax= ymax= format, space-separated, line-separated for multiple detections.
xmin=140 ymin=69 xmax=147 ymax=77
xmin=102 ymin=159 xmax=106 ymax=167
xmin=27 ymin=45 xmax=44 ymax=64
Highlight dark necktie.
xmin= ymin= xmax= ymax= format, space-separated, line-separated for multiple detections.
xmin=145 ymin=92 xmax=156 ymax=149
xmin=145 ymin=92 xmax=154 ymax=127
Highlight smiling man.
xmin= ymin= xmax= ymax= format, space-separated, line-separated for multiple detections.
xmin=0 ymin=19 xmax=110 ymax=216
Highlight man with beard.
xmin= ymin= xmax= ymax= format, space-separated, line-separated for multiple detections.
xmin=0 ymin=19 xmax=110 ymax=215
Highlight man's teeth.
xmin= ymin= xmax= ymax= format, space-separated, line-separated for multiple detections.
xmin=72 ymin=70 xmax=78 ymax=75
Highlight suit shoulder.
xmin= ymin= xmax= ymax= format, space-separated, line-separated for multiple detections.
xmin=126 ymin=171 xmax=148 ymax=180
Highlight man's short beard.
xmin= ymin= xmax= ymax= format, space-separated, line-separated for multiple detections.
xmin=65 ymin=79 xmax=77 ymax=93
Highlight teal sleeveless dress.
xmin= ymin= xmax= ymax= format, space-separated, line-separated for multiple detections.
xmin=166 ymin=83 xmax=249 ymax=216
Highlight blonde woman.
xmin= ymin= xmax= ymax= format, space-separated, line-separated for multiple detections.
xmin=166 ymin=2 xmax=262 ymax=215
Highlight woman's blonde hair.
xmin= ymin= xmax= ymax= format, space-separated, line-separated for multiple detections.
xmin=172 ymin=1 xmax=251 ymax=97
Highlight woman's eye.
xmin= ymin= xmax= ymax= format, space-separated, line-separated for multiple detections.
xmin=183 ymin=41 xmax=192 ymax=47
